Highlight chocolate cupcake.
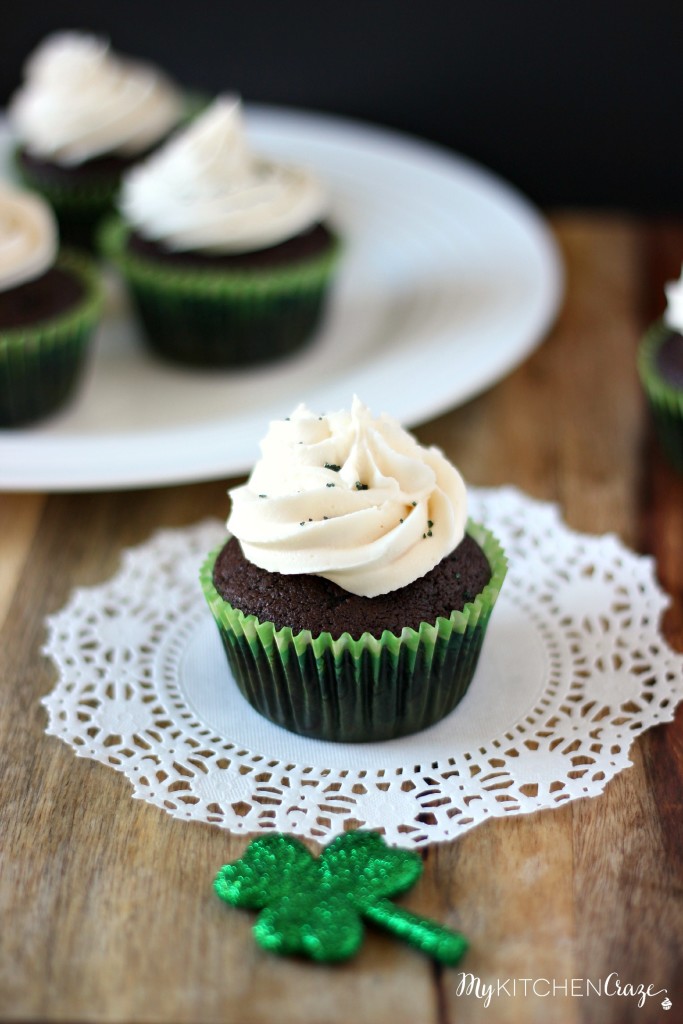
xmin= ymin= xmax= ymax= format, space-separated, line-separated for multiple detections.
xmin=101 ymin=97 xmax=340 ymax=367
xmin=638 ymin=265 xmax=683 ymax=473
xmin=9 ymin=32 xmax=185 ymax=249
xmin=0 ymin=185 xmax=102 ymax=426
xmin=201 ymin=398 xmax=506 ymax=742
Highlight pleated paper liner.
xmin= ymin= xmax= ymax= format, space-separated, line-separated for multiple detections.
xmin=200 ymin=521 xmax=507 ymax=743
xmin=638 ymin=320 xmax=683 ymax=473
xmin=0 ymin=251 xmax=103 ymax=426
xmin=100 ymin=217 xmax=341 ymax=367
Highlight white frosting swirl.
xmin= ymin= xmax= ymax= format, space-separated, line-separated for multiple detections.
xmin=9 ymin=32 xmax=183 ymax=166
xmin=227 ymin=398 xmax=468 ymax=598
xmin=120 ymin=96 xmax=327 ymax=253
xmin=0 ymin=185 xmax=57 ymax=293
xmin=664 ymin=264 xmax=683 ymax=332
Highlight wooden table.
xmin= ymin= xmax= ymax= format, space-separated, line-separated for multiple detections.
xmin=1 ymin=214 xmax=682 ymax=1024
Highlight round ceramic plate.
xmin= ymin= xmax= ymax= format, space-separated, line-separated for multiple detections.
xmin=0 ymin=106 xmax=563 ymax=491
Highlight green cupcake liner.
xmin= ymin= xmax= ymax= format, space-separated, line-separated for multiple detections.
xmin=637 ymin=320 xmax=683 ymax=473
xmin=100 ymin=217 xmax=342 ymax=367
xmin=0 ymin=251 xmax=103 ymax=426
xmin=200 ymin=521 xmax=507 ymax=743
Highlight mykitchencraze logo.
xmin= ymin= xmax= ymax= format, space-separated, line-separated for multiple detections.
xmin=455 ymin=973 xmax=669 ymax=1010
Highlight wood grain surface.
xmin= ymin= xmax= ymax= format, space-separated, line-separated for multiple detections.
xmin=0 ymin=214 xmax=681 ymax=1024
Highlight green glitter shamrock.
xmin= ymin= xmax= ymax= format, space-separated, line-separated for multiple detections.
xmin=214 ymin=830 xmax=468 ymax=964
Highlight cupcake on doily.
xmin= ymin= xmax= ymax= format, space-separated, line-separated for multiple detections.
xmin=201 ymin=397 xmax=507 ymax=742
xmin=101 ymin=96 xmax=341 ymax=367
xmin=638 ymin=264 xmax=683 ymax=473
xmin=9 ymin=31 xmax=185 ymax=249
xmin=0 ymin=184 xmax=102 ymax=426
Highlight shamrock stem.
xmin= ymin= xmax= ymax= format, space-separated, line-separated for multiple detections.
xmin=363 ymin=898 xmax=468 ymax=966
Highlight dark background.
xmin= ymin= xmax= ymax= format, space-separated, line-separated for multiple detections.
xmin=3 ymin=1 xmax=682 ymax=211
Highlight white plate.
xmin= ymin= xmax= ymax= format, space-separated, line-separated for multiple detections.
xmin=0 ymin=106 xmax=563 ymax=491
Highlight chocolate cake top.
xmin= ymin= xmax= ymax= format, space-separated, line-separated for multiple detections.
xmin=0 ymin=265 xmax=85 ymax=331
xmin=213 ymin=533 xmax=491 ymax=641
xmin=656 ymin=331 xmax=683 ymax=390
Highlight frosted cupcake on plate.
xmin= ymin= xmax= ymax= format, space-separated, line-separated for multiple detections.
xmin=201 ymin=397 xmax=507 ymax=742
xmin=0 ymin=184 xmax=102 ymax=426
xmin=102 ymin=96 xmax=341 ymax=367
xmin=638 ymin=265 xmax=683 ymax=473
xmin=9 ymin=31 xmax=185 ymax=249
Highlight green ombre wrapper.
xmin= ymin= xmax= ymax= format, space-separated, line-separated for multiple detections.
xmin=101 ymin=217 xmax=341 ymax=367
xmin=0 ymin=251 xmax=102 ymax=426
xmin=200 ymin=521 xmax=507 ymax=743
xmin=638 ymin=320 xmax=683 ymax=473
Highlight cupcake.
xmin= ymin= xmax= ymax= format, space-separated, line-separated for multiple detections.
xmin=638 ymin=265 xmax=683 ymax=473
xmin=0 ymin=184 xmax=102 ymax=426
xmin=201 ymin=398 xmax=507 ymax=742
xmin=101 ymin=96 xmax=340 ymax=367
xmin=9 ymin=32 xmax=185 ymax=249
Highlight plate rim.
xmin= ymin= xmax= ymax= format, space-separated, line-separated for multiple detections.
xmin=0 ymin=104 xmax=563 ymax=491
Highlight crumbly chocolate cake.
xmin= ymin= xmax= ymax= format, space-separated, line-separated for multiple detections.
xmin=0 ymin=266 xmax=85 ymax=331
xmin=213 ymin=535 xmax=492 ymax=640
xmin=127 ymin=222 xmax=335 ymax=271
xmin=657 ymin=331 xmax=683 ymax=388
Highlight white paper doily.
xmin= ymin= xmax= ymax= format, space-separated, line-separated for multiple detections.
xmin=42 ymin=488 xmax=683 ymax=848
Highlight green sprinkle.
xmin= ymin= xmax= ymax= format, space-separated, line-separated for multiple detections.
xmin=258 ymin=494 xmax=267 ymax=498
xmin=455 ymin=572 xmax=461 ymax=579
xmin=325 ymin=463 xmax=341 ymax=472
xmin=411 ymin=501 xmax=417 ymax=507
xmin=300 ymin=521 xmax=305 ymax=526
xmin=308 ymin=518 xmax=313 ymax=522
xmin=422 ymin=533 xmax=427 ymax=539
xmin=326 ymin=482 xmax=335 ymax=488
xmin=399 ymin=518 xmax=404 ymax=523
xmin=323 ymin=516 xmax=329 ymax=520
xmin=356 ymin=481 xmax=368 ymax=490
xmin=427 ymin=520 xmax=433 ymax=528
xmin=427 ymin=530 xmax=433 ymax=537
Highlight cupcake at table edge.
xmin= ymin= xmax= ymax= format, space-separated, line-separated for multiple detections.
xmin=0 ymin=184 xmax=102 ymax=426
xmin=9 ymin=31 xmax=185 ymax=250
xmin=200 ymin=397 xmax=507 ymax=742
xmin=638 ymin=264 xmax=683 ymax=473
xmin=101 ymin=96 xmax=341 ymax=367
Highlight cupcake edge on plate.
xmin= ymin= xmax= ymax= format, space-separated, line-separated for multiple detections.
xmin=0 ymin=183 xmax=102 ymax=426
xmin=638 ymin=264 xmax=683 ymax=473
xmin=9 ymin=31 xmax=186 ymax=250
xmin=100 ymin=95 xmax=341 ymax=367
xmin=200 ymin=397 xmax=507 ymax=743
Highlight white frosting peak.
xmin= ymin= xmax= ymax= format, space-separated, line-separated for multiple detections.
xmin=664 ymin=264 xmax=683 ymax=332
xmin=9 ymin=32 xmax=183 ymax=166
xmin=227 ymin=398 xmax=468 ymax=598
xmin=120 ymin=96 xmax=327 ymax=253
xmin=0 ymin=185 xmax=57 ymax=293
